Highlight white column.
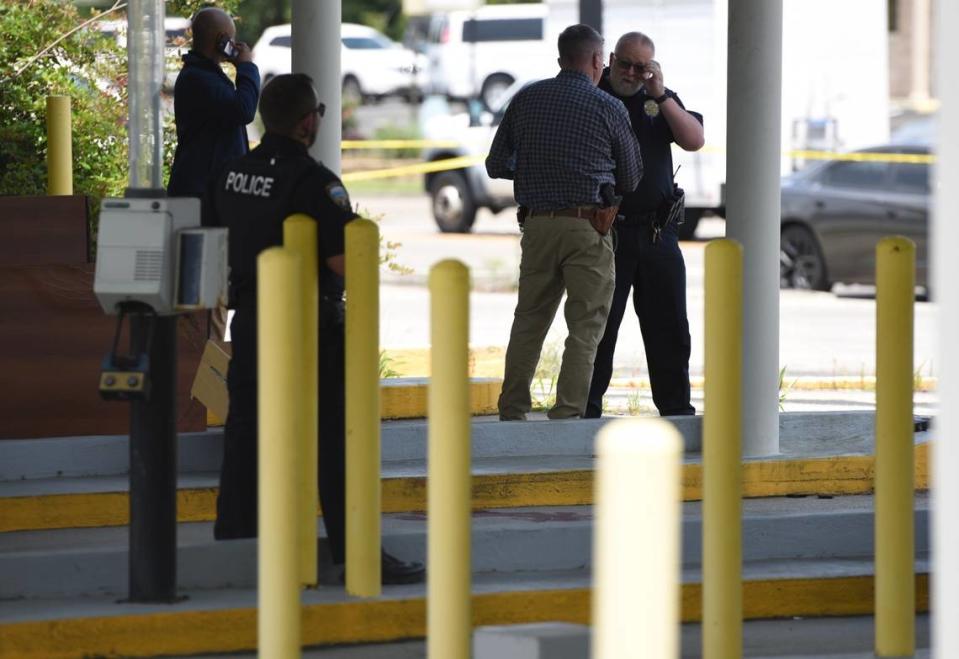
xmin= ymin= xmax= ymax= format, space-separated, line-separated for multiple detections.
xmin=292 ymin=0 xmax=341 ymax=174
xmin=933 ymin=1 xmax=959 ymax=655
xmin=910 ymin=0 xmax=931 ymax=106
xmin=725 ymin=0 xmax=782 ymax=457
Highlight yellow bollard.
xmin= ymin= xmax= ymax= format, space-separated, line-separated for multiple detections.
xmin=46 ymin=96 xmax=73 ymax=196
xmin=592 ymin=419 xmax=683 ymax=659
xmin=257 ymin=247 xmax=303 ymax=659
xmin=703 ymin=238 xmax=744 ymax=659
xmin=875 ymin=236 xmax=916 ymax=657
xmin=283 ymin=215 xmax=319 ymax=587
xmin=345 ymin=218 xmax=382 ymax=597
xmin=427 ymin=259 xmax=471 ymax=659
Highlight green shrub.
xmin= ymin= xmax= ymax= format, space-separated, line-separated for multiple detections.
xmin=0 ymin=0 xmax=236 ymax=203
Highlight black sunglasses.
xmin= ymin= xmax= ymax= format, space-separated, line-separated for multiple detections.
xmin=613 ymin=54 xmax=646 ymax=75
xmin=303 ymin=102 xmax=326 ymax=119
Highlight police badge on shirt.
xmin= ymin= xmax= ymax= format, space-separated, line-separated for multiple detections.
xmin=325 ymin=183 xmax=352 ymax=212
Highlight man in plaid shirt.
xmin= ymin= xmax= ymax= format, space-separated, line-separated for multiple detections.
xmin=486 ymin=23 xmax=642 ymax=421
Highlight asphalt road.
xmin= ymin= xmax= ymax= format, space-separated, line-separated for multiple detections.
xmin=353 ymin=193 xmax=938 ymax=383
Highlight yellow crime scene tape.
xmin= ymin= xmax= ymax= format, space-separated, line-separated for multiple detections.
xmin=341 ymin=139 xmax=463 ymax=150
xmin=341 ymin=154 xmax=486 ymax=182
xmin=699 ymin=144 xmax=933 ymax=164
xmin=247 ymin=139 xmax=937 ymax=182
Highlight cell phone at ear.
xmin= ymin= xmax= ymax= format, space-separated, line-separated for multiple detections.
xmin=218 ymin=37 xmax=238 ymax=59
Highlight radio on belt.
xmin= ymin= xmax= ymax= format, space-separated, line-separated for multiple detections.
xmin=93 ymin=197 xmax=229 ymax=400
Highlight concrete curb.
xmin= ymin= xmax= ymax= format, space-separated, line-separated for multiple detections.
xmin=0 ymin=570 xmax=931 ymax=659
xmin=0 ymin=443 xmax=929 ymax=533
xmin=204 ymin=377 xmax=503 ymax=426
xmin=378 ymin=347 xmax=938 ymax=393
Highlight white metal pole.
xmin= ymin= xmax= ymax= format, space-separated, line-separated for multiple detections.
xmin=933 ymin=0 xmax=959 ymax=655
xmin=910 ymin=0 xmax=931 ymax=106
xmin=126 ymin=0 xmax=165 ymax=191
xmin=292 ymin=0 xmax=341 ymax=174
xmin=592 ymin=419 xmax=682 ymax=659
xmin=725 ymin=0 xmax=782 ymax=457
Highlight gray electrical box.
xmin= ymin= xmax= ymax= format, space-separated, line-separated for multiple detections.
xmin=94 ymin=197 xmax=228 ymax=315
xmin=175 ymin=227 xmax=228 ymax=310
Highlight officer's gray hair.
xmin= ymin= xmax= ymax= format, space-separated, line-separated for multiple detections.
xmin=259 ymin=74 xmax=319 ymax=136
xmin=558 ymin=24 xmax=604 ymax=65
xmin=615 ymin=32 xmax=655 ymax=55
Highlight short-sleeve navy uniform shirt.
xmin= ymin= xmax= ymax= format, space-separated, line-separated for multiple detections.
xmin=599 ymin=70 xmax=703 ymax=215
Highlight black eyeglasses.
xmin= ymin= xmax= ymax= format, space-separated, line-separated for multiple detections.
xmin=613 ymin=55 xmax=646 ymax=75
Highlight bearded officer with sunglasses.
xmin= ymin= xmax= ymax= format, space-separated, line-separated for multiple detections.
xmin=204 ymin=74 xmax=425 ymax=585
xmin=585 ymin=32 xmax=705 ymax=419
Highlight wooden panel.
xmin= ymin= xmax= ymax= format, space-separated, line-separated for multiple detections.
xmin=0 ymin=196 xmax=90 ymax=266
xmin=0 ymin=264 xmax=206 ymax=439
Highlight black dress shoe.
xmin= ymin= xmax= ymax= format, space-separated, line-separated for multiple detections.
xmin=381 ymin=550 xmax=425 ymax=585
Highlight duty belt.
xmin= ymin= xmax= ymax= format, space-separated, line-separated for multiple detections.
xmin=528 ymin=206 xmax=601 ymax=220
xmin=617 ymin=209 xmax=658 ymax=225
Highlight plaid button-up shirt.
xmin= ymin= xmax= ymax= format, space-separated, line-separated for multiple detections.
xmin=485 ymin=69 xmax=642 ymax=210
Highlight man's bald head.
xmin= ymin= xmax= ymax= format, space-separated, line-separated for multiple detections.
xmin=190 ymin=7 xmax=235 ymax=57
xmin=615 ymin=32 xmax=655 ymax=55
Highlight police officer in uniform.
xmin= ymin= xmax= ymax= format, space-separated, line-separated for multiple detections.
xmin=585 ymin=32 xmax=705 ymax=418
xmin=204 ymin=74 xmax=424 ymax=585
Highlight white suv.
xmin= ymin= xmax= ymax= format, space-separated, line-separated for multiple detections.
xmin=253 ymin=23 xmax=427 ymax=103
xmin=420 ymin=4 xmax=554 ymax=108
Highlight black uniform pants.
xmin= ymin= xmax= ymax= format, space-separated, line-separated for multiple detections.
xmin=585 ymin=220 xmax=695 ymax=417
xmin=215 ymin=304 xmax=347 ymax=564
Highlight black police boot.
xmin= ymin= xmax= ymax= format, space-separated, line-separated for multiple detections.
xmin=382 ymin=549 xmax=425 ymax=585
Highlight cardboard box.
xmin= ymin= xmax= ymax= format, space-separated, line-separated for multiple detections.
xmin=191 ymin=339 xmax=231 ymax=425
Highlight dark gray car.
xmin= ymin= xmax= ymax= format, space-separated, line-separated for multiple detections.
xmin=780 ymin=145 xmax=931 ymax=292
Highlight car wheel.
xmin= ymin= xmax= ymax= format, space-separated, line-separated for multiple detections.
xmin=481 ymin=74 xmax=514 ymax=110
xmin=677 ymin=208 xmax=703 ymax=241
xmin=430 ymin=171 xmax=477 ymax=233
xmin=780 ymin=224 xmax=830 ymax=291
xmin=342 ymin=76 xmax=363 ymax=106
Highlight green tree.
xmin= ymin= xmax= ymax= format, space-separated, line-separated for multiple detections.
xmin=0 ymin=0 xmax=238 ymax=200
xmin=0 ymin=0 xmax=128 ymax=198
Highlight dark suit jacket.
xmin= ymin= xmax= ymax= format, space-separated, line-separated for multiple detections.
xmin=167 ymin=51 xmax=260 ymax=197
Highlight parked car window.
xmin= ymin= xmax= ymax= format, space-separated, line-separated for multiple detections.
xmin=427 ymin=16 xmax=449 ymax=44
xmin=462 ymin=18 xmax=543 ymax=43
xmin=343 ymin=36 xmax=390 ymax=50
xmin=270 ymin=35 xmax=291 ymax=48
xmin=820 ymin=160 xmax=887 ymax=190
xmin=890 ymin=162 xmax=930 ymax=194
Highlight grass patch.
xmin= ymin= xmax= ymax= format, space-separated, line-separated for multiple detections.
xmin=346 ymin=175 xmax=423 ymax=196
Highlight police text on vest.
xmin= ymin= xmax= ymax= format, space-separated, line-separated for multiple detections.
xmin=224 ymin=171 xmax=274 ymax=197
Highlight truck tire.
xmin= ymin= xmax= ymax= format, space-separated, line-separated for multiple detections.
xmin=430 ymin=171 xmax=477 ymax=233
xmin=481 ymin=73 xmax=514 ymax=110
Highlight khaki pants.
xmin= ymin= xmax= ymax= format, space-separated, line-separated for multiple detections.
xmin=498 ymin=215 xmax=615 ymax=420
